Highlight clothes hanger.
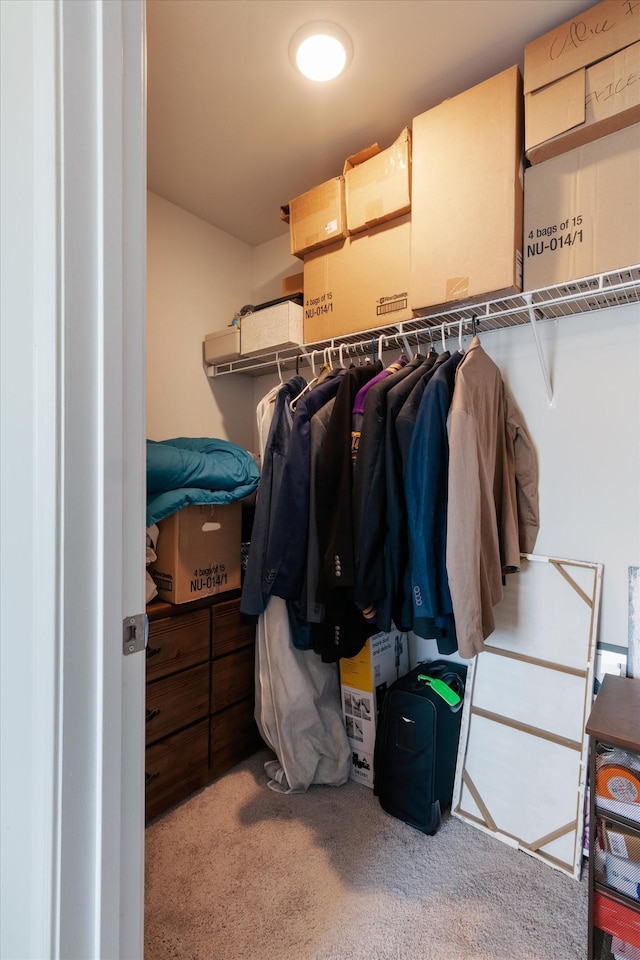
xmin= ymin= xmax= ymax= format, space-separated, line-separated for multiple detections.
xmin=441 ymin=322 xmax=447 ymax=353
xmin=276 ymin=353 xmax=283 ymax=385
xmin=400 ymin=333 xmax=413 ymax=360
xmin=289 ymin=349 xmax=320 ymax=411
xmin=458 ymin=318 xmax=464 ymax=354
xmin=338 ymin=343 xmax=347 ymax=368
xmin=378 ymin=333 xmax=386 ymax=368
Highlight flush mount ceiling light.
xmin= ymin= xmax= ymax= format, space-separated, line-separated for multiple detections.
xmin=290 ymin=21 xmax=353 ymax=82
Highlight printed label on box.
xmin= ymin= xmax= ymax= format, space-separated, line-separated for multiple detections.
xmin=376 ymin=291 xmax=408 ymax=317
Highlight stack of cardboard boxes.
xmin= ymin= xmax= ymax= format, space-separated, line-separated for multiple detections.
xmin=283 ymin=127 xmax=414 ymax=340
xmin=523 ymin=0 xmax=640 ymax=289
xmin=280 ymin=0 xmax=639 ymax=344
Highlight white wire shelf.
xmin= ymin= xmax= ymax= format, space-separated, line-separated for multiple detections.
xmin=204 ymin=265 xmax=640 ymax=378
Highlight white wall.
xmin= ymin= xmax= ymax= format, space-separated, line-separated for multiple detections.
xmin=146 ymin=191 xmax=255 ymax=448
xmin=412 ymin=302 xmax=640 ymax=664
xmin=252 ymin=231 xmax=301 ymax=304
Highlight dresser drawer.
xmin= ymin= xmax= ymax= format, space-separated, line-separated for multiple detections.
xmin=146 ymin=662 xmax=209 ymax=745
xmin=213 ymin=597 xmax=255 ymax=657
xmin=146 ymin=607 xmax=210 ymax=682
xmin=145 ymin=719 xmax=209 ymax=822
xmin=211 ymin=646 xmax=254 ymax=713
xmin=210 ymin=699 xmax=261 ymax=780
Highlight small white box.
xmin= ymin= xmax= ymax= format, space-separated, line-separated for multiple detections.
xmin=339 ymin=629 xmax=409 ymax=788
xmin=240 ymin=300 xmax=303 ymax=356
xmin=203 ymin=328 xmax=241 ymax=364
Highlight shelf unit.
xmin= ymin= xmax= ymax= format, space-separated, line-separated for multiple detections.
xmin=585 ymin=674 xmax=640 ymax=960
xmin=204 ymin=265 xmax=640 ymax=381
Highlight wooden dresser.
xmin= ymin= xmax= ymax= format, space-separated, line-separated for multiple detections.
xmin=144 ymin=590 xmax=261 ymax=823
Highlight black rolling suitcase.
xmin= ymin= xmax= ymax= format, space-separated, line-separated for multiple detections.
xmin=373 ymin=659 xmax=467 ymax=834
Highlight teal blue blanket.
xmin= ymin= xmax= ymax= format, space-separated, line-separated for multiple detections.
xmin=146 ymin=437 xmax=259 ymax=526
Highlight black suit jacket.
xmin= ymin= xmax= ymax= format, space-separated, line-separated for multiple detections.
xmin=313 ymin=363 xmax=381 ymax=661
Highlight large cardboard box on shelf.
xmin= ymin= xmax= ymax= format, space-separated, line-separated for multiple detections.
xmin=282 ymin=177 xmax=347 ymax=259
xmin=523 ymin=0 xmax=640 ymax=97
xmin=303 ymin=214 xmax=412 ymax=341
xmin=523 ymin=124 xmax=640 ymax=290
xmin=409 ymin=66 xmax=524 ymax=315
xmin=525 ymin=42 xmax=640 ymax=165
xmin=344 ymin=127 xmax=411 ymax=235
xmin=340 ymin=629 xmax=409 ymax=788
xmin=240 ymin=299 xmax=303 ymax=355
xmin=149 ymin=503 xmax=242 ymax=604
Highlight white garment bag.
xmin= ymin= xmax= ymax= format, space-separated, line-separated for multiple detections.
xmin=253 ymin=384 xmax=350 ymax=793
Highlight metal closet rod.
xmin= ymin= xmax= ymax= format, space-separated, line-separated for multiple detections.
xmin=294 ymin=315 xmax=480 ymax=369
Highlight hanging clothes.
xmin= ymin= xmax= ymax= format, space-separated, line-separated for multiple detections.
xmin=391 ymin=351 xmax=451 ymax=633
xmin=504 ymin=386 xmax=540 ymax=558
xmin=243 ymin=375 xmax=350 ymax=793
xmin=350 ymin=357 xmax=406 ymax=462
xmin=352 ymin=355 xmax=424 ymax=626
xmin=314 ymin=362 xmax=382 ymax=662
xmin=262 ymin=369 xmax=345 ymax=616
xmin=241 ymin=376 xmax=306 ymax=618
xmin=445 ymin=336 xmax=539 ymax=658
xmin=305 ymin=395 xmax=337 ymax=625
xmin=405 ymin=350 xmax=464 ymax=653
xmin=381 ymin=350 xmax=438 ymax=632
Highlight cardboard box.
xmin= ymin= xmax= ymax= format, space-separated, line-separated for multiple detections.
xmin=340 ymin=629 xmax=409 ymax=788
xmin=281 ymin=272 xmax=304 ymax=297
xmin=524 ymin=0 xmax=640 ymax=96
xmin=604 ymin=823 xmax=640 ymax=864
xmin=523 ymin=124 xmax=640 ymax=290
xmin=282 ymin=177 xmax=347 ymax=258
xmin=149 ymin=503 xmax=242 ymax=604
xmin=240 ymin=300 xmax=303 ymax=355
xmin=344 ymin=127 xmax=411 ymax=234
xmin=526 ymin=42 xmax=640 ymax=164
xmin=203 ymin=328 xmax=241 ymax=365
xmin=303 ymin=214 xmax=412 ymax=341
xmin=410 ymin=66 xmax=524 ymax=314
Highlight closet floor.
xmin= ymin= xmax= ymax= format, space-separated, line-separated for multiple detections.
xmin=145 ymin=747 xmax=588 ymax=960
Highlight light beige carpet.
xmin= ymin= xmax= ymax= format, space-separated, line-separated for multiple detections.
xmin=145 ymin=748 xmax=587 ymax=960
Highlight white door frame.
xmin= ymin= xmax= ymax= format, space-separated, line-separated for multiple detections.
xmin=0 ymin=2 xmax=146 ymax=957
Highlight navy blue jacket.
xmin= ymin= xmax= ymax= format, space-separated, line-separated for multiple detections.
xmin=240 ymin=375 xmax=307 ymax=618
xmin=405 ymin=352 xmax=463 ymax=652
xmin=379 ymin=352 xmax=437 ymax=632
xmin=263 ymin=370 xmax=345 ymax=603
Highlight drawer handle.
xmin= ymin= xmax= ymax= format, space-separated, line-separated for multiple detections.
xmin=146 ymin=708 xmax=161 ymax=724
xmin=146 ymin=645 xmax=162 ymax=659
xmin=145 ymin=771 xmax=160 ymax=788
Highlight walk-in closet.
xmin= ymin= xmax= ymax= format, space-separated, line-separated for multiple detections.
xmin=2 ymin=1 xmax=638 ymax=959
xmin=142 ymin=2 xmax=640 ymax=959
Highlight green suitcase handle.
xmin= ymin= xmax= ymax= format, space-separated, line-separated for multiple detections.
xmin=417 ymin=674 xmax=462 ymax=708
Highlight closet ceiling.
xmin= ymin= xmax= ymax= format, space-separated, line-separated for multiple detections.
xmin=146 ymin=0 xmax=598 ymax=248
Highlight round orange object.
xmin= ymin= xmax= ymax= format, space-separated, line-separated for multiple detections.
xmin=596 ymin=764 xmax=640 ymax=803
